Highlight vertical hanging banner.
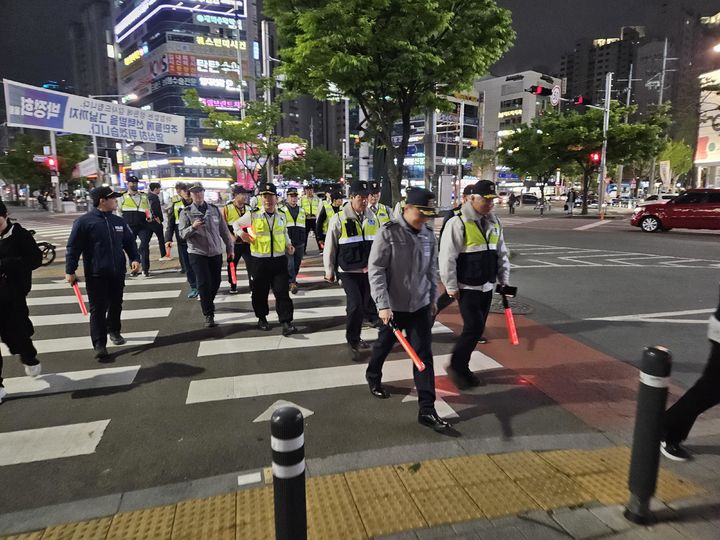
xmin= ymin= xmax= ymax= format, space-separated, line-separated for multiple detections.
xmin=3 ymin=79 xmax=185 ymax=146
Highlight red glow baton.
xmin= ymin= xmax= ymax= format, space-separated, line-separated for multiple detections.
xmin=72 ymin=282 xmax=89 ymax=316
xmin=501 ymin=295 xmax=519 ymax=346
xmin=389 ymin=320 xmax=426 ymax=372
xmin=229 ymin=261 xmax=237 ymax=285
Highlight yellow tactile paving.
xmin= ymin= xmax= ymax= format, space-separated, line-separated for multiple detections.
xmin=464 ymin=480 xmax=540 ymax=518
xmin=40 ymin=517 xmax=112 ymax=540
xmin=574 ymin=471 xmax=629 ymax=505
xmin=307 ymin=501 xmax=366 ymax=540
xmin=344 ymin=466 xmax=406 ymax=500
xmin=306 ymin=474 xmax=355 ymax=509
xmin=410 ymin=486 xmax=483 ymax=526
xmin=352 ymin=491 xmax=426 ymax=538
xmin=539 ymin=449 xmax=612 ymax=477
xmin=443 ymin=454 xmax=509 ymax=485
xmin=172 ymin=493 xmax=236 ymax=540
xmin=656 ymin=469 xmax=707 ymax=501
xmin=394 ymin=460 xmax=456 ymax=492
xmin=587 ymin=447 xmax=632 ymax=473
xmin=3 ymin=532 xmax=43 ymax=540
xmin=515 ymin=474 xmax=595 ymax=510
xmin=489 ymin=451 xmax=559 ymax=480
xmin=237 ymin=486 xmax=274 ymax=540
xmin=106 ymin=505 xmax=175 ymax=540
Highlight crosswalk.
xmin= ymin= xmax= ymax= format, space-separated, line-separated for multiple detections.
xmin=0 ymin=259 xmax=507 ymax=473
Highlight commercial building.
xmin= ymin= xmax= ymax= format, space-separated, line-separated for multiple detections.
xmin=694 ymin=68 xmax=720 ymax=188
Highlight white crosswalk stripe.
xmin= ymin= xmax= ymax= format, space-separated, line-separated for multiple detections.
xmin=0 ymin=331 xmax=158 ymax=356
xmin=30 ymin=309 xmax=172 ymax=327
xmin=3 ymin=366 xmax=140 ymax=398
xmin=26 ymin=290 xmax=181 ymax=306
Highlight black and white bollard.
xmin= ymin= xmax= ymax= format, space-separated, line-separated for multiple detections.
xmin=624 ymin=346 xmax=672 ymax=525
xmin=271 ymin=406 xmax=307 ymax=540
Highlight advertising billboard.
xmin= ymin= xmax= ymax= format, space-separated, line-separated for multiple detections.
xmin=695 ymin=69 xmax=720 ymax=166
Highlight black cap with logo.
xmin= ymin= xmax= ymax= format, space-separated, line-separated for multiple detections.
xmin=349 ymin=180 xmax=370 ymax=196
xmin=258 ymin=183 xmax=278 ymax=195
xmin=462 ymin=184 xmax=475 ymax=196
xmin=231 ymin=184 xmax=250 ymax=195
xmin=369 ymin=180 xmax=381 ymax=194
xmin=90 ymin=186 xmax=122 ymax=205
xmin=405 ymin=188 xmax=438 ymax=217
xmin=286 ymin=187 xmax=299 ymax=196
xmin=188 ymin=182 xmax=205 ymax=193
xmin=471 ymin=180 xmax=498 ymax=199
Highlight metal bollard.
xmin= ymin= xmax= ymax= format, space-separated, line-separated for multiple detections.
xmin=271 ymin=406 xmax=307 ymax=540
xmin=624 ymin=346 xmax=672 ymax=525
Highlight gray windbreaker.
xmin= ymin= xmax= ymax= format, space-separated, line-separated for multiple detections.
xmin=178 ymin=202 xmax=234 ymax=257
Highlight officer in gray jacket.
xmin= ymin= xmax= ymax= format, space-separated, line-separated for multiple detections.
xmin=366 ymin=188 xmax=450 ymax=432
xmin=179 ymin=182 xmax=234 ymax=327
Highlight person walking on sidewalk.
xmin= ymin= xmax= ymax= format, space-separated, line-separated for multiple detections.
xmin=324 ymin=180 xmax=380 ymax=361
xmin=119 ymin=176 xmax=152 ymax=277
xmin=281 ymin=187 xmax=306 ymax=295
xmin=300 ymin=183 xmax=321 ymax=252
xmin=662 ymin=293 xmax=720 ymax=462
xmin=147 ymin=182 xmax=170 ymax=261
xmin=165 ymin=183 xmax=198 ymax=298
xmin=439 ymin=180 xmax=511 ymax=390
xmin=0 ymin=202 xmax=43 ymax=404
xmin=222 ymin=184 xmax=253 ymax=294
xmin=508 ymin=192 xmax=518 ymax=215
xmin=315 ymin=191 xmax=343 ymax=252
xmin=366 ymin=188 xmax=450 ymax=432
xmin=234 ymin=183 xmax=298 ymax=336
xmin=65 ymin=187 xmax=141 ymax=360
xmin=178 ymin=183 xmax=235 ymax=328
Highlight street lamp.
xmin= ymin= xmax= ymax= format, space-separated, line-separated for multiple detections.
xmin=89 ymin=93 xmax=138 ymax=183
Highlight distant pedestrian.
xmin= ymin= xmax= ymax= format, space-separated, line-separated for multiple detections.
xmin=300 ymin=183 xmax=321 ymax=252
xmin=662 ymin=294 xmax=720 ymax=461
xmin=65 ymin=187 xmax=141 ymax=360
xmin=566 ymin=189 xmax=576 ymax=216
xmin=147 ymin=182 xmax=170 ymax=261
xmin=508 ymin=193 xmax=518 ymax=215
xmin=178 ymin=183 xmax=235 ymax=328
xmin=0 ymin=202 xmax=43 ymax=404
xmin=37 ymin=193 xmax=48 ymax=211
xmin=119 ymin=176 xmax=152 ymax=276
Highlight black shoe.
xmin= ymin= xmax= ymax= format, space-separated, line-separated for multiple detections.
xmin=228 ymin=286 xmax=239 ymax=295
xmin=130 ymin=271 xmax=139 ymax=277
xmin=446 ymin=365 xmax=472 ymax=391
xmin=466 ymin=372 xmax=486 ymax=387
xmin=108 ymin=332 xmax=126 ymax=345
xmin=258 ymin=318 xmax=271 ymax=331
xmin=282 ymin=322 xmax=298 ymax=336
xmin=205 ymin=315 xmax=217 ymax=328
xmin=357 ymin=339 xmax=371 ymax=350
xmin=478 ymin=336 xmax=488 ymax=344
xmin=366 ymin=379 xmax=390 ymax=399
xmin=418 ymin=411 xmax=451 ymax=431
xmin=661 ymin=441 xmax=692 ymax=462
xmin=94 ymin=345 xmax=109 ymax=359
xmin=143 ymin=271 xmax=150 ymax=278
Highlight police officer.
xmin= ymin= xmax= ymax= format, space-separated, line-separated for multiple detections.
xmin=147 ymin=182 xmax=170 ymax=260
xmin=65 ymin=187 xmax=141 ymax=359
xmin=300 ymin=183 xmax=321 ymax=252
xmin=222 ymin=184 xmax=253 ymax=294
xmin=315 ymin=191 xmax=344 ymax=250
xmin=119 ymin=175 xmax=152 ymax=277
xmin=280 ymin=187 xmax=306 ymax=295
xmin=0 ymin=201 xmax=43 ymax=403
xmin=234 ymin=183 xmax=298 ymax=336
xmin=367 ymin=188 xmax=450 ymax=431
xmin=368 ymin=181 xmax=392 ymax=225
xmin=439 ymin=180 xmax=511 ymax=390
xmin=324 ymin=180 xmax=379 ymax=361
xmin=165 ymin=183 xmax=199 ymax=298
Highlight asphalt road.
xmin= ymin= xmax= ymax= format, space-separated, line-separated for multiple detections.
xmin=0 ymin=208 xmax=717 ymax=514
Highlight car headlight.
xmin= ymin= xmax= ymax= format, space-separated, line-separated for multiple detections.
xmin=633 ymin=207 xmax=642 ymax=214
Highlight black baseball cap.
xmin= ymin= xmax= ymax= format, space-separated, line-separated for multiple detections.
xmin=463 ymin=184 xmax=475 ymax=196
xmin=472 ymin=180 xmax=498 ymax=199
xmin=188 ymin=182 xmax=205 ymax=193
xmin=349 ymin=180 xmax=370 ymax=196
xmin=369 ymin=181 xmax=381 ymax=194
xmin=330 ymin=191 xmax=344 ymax=201
xmin=258 ymin=183 xmax=278 ymax=195
xmin=127 ymin=175 xmax=139 ymax=184
xmin=286 ymin=187 xmax=299 ymax=196
xmin=405 ymin=188 xmax=438 ymax=217
xmin=231 ymin=184 xmax=250 ymax=195
xmin=90 ymin=186 xmax=122 ymax=204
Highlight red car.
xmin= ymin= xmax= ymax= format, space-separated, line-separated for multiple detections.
xmin=631 ymin=189 xmax=720 ymax=232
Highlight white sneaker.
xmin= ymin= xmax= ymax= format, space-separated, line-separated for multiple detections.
xmin=24 ymin=363 xmax=42 ymax=377
xmin=158 ymin=256 xmax=173 ymax=261
xmin=0 ymin=386 xmax=7 ymax=404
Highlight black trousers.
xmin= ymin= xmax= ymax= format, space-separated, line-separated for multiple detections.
xmin=366 ymin=305 xmax=436 ymax=413
xmin=129 ymin=223 xmax=151 ymax=272
xmin=227 ymin=243 xmax=252 ymax=291
xmin=251 ymin=256 xmax=294 ymax=323
xmin=177 ymin=241 xmax=196 ymax=288
xmin=340 ymin=272 xmax=371 ymax=345
xmin=174 ymin=228 xmax=186 ymax=272
xmin=188 ymin=254 xmax=223 ymax=317
xmin=664 ymin=341 xmax=720 ymax=444
xmin=0 ymin=290 xmax=39 ymax=387
xmin=148 ymin=221 xmax=167 ymax=257
xmin=450 ymin=289 xmax=493 ymax=375
xmin=304 ymin=218 xmax=318 ymax=251
xmin=86 ymin=275 xmax=125 ymax=349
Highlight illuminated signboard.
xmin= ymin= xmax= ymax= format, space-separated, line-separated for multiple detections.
xmin=197 ymin=58 xmax=241 ymax=75
xmin=202 ymin=138 xmax=221 ymax=147
xmin=194 ymin=14 xmax=243 ymax=29
xmin=199 ymin=77 xmax=242 ymax=91
xmin=498 ymin=109 xmax=523 ymax=119
xmin=195 ymin=36 xmax=247 ymax=50
xmin=184 ymin=156 xmax=233 ymax=167
xmin=199 ymin=98 xmax=243 ymax=111
xmin=124 ymin=44 xmax=149 ymax=66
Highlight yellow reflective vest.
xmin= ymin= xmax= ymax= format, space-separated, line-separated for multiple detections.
xmin=337 ymin=213 xmax=379 ymax=271
xmin=249 ymin=211 xmax=288 ymax=258
xmin=456 ymin=216 xmax=501 ymax=286
xmin=301 ymin=195 xmax=320 ymax=218
xmin=120 ymin=192 xmax=150 ymax=213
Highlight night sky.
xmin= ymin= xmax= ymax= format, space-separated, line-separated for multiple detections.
xmin=0 ymin=0 xmax=718 ymax=87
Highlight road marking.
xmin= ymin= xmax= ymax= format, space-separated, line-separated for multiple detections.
xmin=186 ymin=351 xmax=502 ymax=404
xmin=1 ymin=331 xmax=158 ymax=356
xmin=32 ymin=277 xmax=189 ymax=291
xmin=30 ymin=308 xmax=172 ymax=327
xmin=3 ymin=366 xmax=140 ymax=398
xmin=0 ymin=420 xmax=110 ymax=466
xmin=214 ymin=305 xmax=347 ymax=325
xmin=527 ymin=259 xmax=562 ymax=266
xmin=253 ymin=400 xmax=315 ymax=422
xmin=214 ymin=288 xmax=346 ymax=304
xmin=197 ymin=323 xmax=452 ymax=357
xmin=237 ymin=472 xmax=262 ymax=487
xmin=586 ymin=308 xmax=715 ymax=322
xmin=403 ymin=389 xmax=460 ymax=418
xmin=574 ymin=220 xmax=613 ymax=231
xmin=218 ymin=275 xmax=325 ymax=289
xmin=27 ymin=290 xmax=180 ymax=306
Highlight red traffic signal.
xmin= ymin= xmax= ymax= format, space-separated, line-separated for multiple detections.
xmin=589 ymin=152 xmax=601 ymax=164
xmin=573 ymin=95 xmax=585 ymax=105
xmin=527 ymin=85 xmax=552 ymax=96
xmin=44 ymin=155 xmax=59 ymax=174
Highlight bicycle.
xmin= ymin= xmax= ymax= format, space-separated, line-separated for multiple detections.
xmin=29 ymin=230 xmax=56 ymax=266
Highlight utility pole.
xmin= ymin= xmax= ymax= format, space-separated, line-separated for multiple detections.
xmin=598 ymin=71 xmax=613 ymax=219
xmin=344 ymin=97 xmax=350 ymax=181
xmin=616 ymin=63 xmax=641 ymax=199
xmin=261 ymin=20 xmax=273 ymax=183
xmin=648 ymin=38 xmax=677 ymax=195
xmin=455 ymin=101 xmax=465 ymax=190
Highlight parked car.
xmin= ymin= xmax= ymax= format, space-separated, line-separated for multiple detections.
xmin=630 ymin=189 xmax=720 ymax=232
xmin=636 ymin=193 xmax=677 ymax=206
xmin=520 ymin=193 xmax=538 ymax=205
xmin=497 ymin=191 xmax=510 ymax=205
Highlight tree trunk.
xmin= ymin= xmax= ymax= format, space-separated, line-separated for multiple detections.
xmin=581 ymin=169 xmax=590 ymax=215
xmin=381 ymin=108 xmax=412 ymax=206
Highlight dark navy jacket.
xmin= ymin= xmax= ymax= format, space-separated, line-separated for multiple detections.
xmin=65 ymin=208 xmax=140 ymax=278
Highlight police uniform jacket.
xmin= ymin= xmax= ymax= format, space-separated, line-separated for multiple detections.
xmin=0 ymin=220 xmax=42 ymax=297
xmin=178 ymin=202 xmax=234 ymax=257
xmin=323 ymin=204 xmax=378 ymax=276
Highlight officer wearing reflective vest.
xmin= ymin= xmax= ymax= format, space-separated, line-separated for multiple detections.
xmin=315 ymin=191 xmax=344 ymax=250
xmin=118 ymin=176 xmax=152 ymax=277
xmin=234 ymin=183 xmax=298 ymax=336
xmin=368 ymin=181 xmax=391 ymax=225
xmin=323 ymin=180 xmax=379 ymax=361
xmin=300 ymin=183 xmax=321 ymax=252
xmin=164 ymin=182 xmax=198 ymax=298
xmin=222 ymin=184 xmax=253 ymax=294
xmin=439 ymin=180 xmax=511 ymax=390
xmin=280 ymin=187 xmax=306 ymax=294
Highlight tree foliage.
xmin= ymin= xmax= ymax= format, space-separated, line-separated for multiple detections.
xmin=278 ymin=147 xmax=343 ymax=182
xmin=468 ymin=148 xmax=495 ymax=178
xmin=659 ymin=139 xmax=693 ymax=184
xmin=265 ymin=0 xmax=515 ymax=204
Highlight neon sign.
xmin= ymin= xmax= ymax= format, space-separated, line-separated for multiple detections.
xmin=195 ymin=36 xmax=247 ymax=50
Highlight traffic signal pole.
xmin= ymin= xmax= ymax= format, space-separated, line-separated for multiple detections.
xmin=49 ymin=130 xmax=61 ymax=212
xmin=598 ymin=72 xmax=613 ymax=219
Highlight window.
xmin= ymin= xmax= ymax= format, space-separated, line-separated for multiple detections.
xmin=673 ymin=192 xmax=708 ymax=204
xmin=705 ymin=192 xmax=720 ymax=204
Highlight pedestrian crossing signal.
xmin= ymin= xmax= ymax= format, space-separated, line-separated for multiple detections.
xmin=527 ymin=85 xmax=552 ymax=96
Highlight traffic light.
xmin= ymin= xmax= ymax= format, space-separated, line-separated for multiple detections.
xmin=572 ymin=95 xmax=591 ymax=105
xmin=589 ymin=152 xmax=601 ymax=165
xmin=527 ymin=85 xmax=552 ymax=96
xmin=45 ymin=155 xmax=58 ymax=175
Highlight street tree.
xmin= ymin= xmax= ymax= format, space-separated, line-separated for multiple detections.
xmin=265 ymin=0 xmax=515 ymax=204
xmin=468 ymin=148 xmax=496 ymax=179
xmin=659 ymin=139 xmax=693 ymax=188
xmin=305 ymin=148 xmax=342 ymax=180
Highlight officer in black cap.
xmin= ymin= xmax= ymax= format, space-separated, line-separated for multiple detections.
xmin=367 ymin=188 xmax=451 ymax=431
xmin=368 ymin=181 xmax=391 ymax=225
xmin=222 ymin=184 xmax=253 ymax=293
